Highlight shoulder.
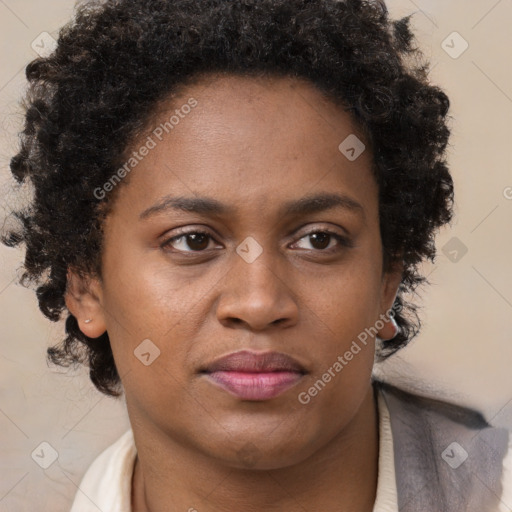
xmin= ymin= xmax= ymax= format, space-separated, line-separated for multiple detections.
xmin=374 ymin=379 xmax=489 ymax=428
xmin=69 ymin=429 xmax=136 ymax=512
xmin=374 ymin=379 xmax=512 ymax=512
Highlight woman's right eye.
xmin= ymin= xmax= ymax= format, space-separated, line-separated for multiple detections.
xmin=161 ymin=230 xmax=218 ymax=253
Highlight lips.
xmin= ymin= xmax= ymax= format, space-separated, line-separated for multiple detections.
xmin=201 ymin=350 xmax=307 ymax=401
xmin=202 ymin=350 xmax=306 ymax=373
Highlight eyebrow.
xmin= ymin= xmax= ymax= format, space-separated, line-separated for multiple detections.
xmin=139 ymin=192 xmax=364 ymax=220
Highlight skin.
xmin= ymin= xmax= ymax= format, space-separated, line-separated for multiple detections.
xmin=66 ymin=73 xmax=402 ymax=512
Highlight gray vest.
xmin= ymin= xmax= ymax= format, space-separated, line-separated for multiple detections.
xmin=375 ymin=380 xmax=510 ymax=512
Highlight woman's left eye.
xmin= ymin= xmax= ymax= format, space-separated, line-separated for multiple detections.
xmin=292 ymin=231 xmax=351 ymax=252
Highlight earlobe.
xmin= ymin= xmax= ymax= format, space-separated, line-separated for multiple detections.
xmin=65 ymin=269 xmax=107 ymax=338
xmin=377 ymin=261 xmax=403 ymax=341
xmin=377 ymin=314 xmax=399 ymax=341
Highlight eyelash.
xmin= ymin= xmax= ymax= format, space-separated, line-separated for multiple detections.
xmin=160 ymin=227 xmax=353 ymax=255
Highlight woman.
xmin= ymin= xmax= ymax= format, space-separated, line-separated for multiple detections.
xmin=3 ymin=0 xmax=511 ymax=510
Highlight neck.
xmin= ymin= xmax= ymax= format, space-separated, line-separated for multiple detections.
xmin=131 ymin=385 xmax=379 ymax=512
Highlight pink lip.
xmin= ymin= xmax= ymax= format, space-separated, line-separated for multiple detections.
xmin=205 ymin=371 xmax=303 ymax=400
xmin=202 ymin=349 xmax=306 ymax=373
xmin=201 ymin=350 xmax=307 ymax=400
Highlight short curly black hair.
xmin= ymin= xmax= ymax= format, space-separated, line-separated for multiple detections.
xmin=2 ymin=0 xmax=453 ymax=397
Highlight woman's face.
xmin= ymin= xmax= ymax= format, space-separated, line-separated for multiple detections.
xmin=75 ymin=74 xmax=401 ymax=469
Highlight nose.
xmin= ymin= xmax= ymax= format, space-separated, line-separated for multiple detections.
xmin=215 ymin=250 xmax=299 ymax=332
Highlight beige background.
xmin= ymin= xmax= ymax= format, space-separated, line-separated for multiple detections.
xmin=1 ymin=0 xmax=511 ymax=510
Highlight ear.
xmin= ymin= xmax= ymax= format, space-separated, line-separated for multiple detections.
xmin=377 ymin=260 xmax=403 ymax=340
xmin=64 ymin=268 xmax=107 ymax=339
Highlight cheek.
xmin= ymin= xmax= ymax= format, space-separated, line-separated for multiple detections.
xmin=101 ymin=261 xmax=201 ymax=416
xmin=295 ymin=280 xmax=378 ymax=428
xmin=307 ymin=260 xmax=382 ymax=338
xmin=100 ymin=249 xmax=218 ymax=383
xmin=101 ymin=241 xmax=197 ymax=329
xmin=296 ymin=258 xmax=382 ymax=397
xmin=310 ymin=286 xmax=378 ymax=380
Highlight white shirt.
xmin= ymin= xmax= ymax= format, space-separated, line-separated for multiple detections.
xmin=69 ymin=390 xmax=512 ymax=512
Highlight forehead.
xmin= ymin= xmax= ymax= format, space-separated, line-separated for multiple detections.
xmin=152 ymin=72 xmax=358 ymax=142
xmin=113 ymin=73 xmax=377 ymax=221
